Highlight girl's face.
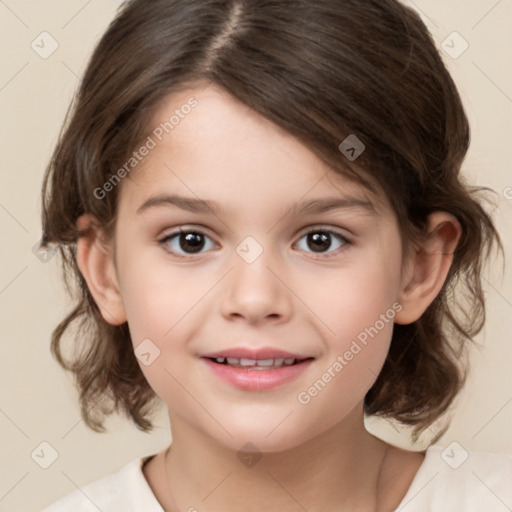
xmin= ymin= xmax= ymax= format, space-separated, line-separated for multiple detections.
xmin=110 ymin=84 xmax=407 ymax=451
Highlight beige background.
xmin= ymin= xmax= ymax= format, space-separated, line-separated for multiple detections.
xmin=0 ymin=1 xmax=511 ymax=510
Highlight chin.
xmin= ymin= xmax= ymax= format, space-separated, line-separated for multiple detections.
xmin=203 ymin=417 xmax=323 ymax=456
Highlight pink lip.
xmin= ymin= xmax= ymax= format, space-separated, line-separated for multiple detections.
xmin=202 ymin=358 xmax=313 ymax=391
xmin=201 ymin=347 xmax=311 ymax=360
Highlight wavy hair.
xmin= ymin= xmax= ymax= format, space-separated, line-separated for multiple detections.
xmin=40 ymin=0 xmax=502 ymax=442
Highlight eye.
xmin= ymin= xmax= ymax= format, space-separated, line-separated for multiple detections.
xmin=295 ymin=228 xmax=349 ymax=257
xmin=158 ymin=228 xmax=216 ymax=258
xmin=158 ymin=226 xmax=350 ymax=259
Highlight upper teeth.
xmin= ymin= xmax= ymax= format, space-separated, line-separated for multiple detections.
xmin=215 ymin=357 xmax=297 ymax=368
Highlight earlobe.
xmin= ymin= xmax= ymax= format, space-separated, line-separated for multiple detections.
xmin=76 ymin=214 xmax=127 ymax=326
xmin=394 ymin=212 xmax=462 ymax=325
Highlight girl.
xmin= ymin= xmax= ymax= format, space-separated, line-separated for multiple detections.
xmin=40 ymin=0 xmax=511 ymax=510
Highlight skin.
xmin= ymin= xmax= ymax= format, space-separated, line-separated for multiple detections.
xmin=76 ymin=83 xmax=461 ymax=511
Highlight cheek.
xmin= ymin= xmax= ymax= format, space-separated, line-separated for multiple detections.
xmin=116 ymin=242 xmax=198 ymax=340
xmin=120 ymin=271 xmax=197 ymax=409
xmin=296 ymin=273 xmax=398 ymax=422
xmin=304 ymin=248 xmax=401 ymax=340
xmin=115 ymin=250 xmax=209 ymax=399
xmin=297 ymin=242 xmax=402 ymax=391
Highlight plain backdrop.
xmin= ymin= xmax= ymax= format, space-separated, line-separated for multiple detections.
xmin=0 ymin=1 xmax=511 ymax=511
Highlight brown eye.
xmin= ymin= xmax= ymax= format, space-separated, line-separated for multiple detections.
xmin=159 ymin=229 xmax=216 ymax=257
xmin=307 ymin=232 xmax=331 ymax=252
xmin=295 ymin=229 xmax=348 ymax=256
xmin=178 ymin=232 xmax=205 ymax=253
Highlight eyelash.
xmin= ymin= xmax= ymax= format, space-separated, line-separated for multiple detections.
xmin=157 ymin=226 xmax=351 ymax=260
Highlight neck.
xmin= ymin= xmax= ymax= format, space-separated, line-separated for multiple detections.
xmin=163 ymin=405 xmax=392 ymax=512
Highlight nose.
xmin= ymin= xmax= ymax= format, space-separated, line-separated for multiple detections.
xmin=220 ymin=246 xmax=292 ymax=325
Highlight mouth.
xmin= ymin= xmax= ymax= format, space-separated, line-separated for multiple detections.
xmin=200 ymin=349 xmax=315 ymax=390
xmin=203 ymin=356 xmax=314 ymax=370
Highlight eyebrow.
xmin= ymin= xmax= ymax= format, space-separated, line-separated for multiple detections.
xmin=136 ymin=193 xmax=376 ymax=217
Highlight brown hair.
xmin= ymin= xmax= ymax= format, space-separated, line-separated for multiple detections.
xmin=40 ymin=0 xmax=502 ymax=442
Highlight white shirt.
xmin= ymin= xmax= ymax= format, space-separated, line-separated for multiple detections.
xmin=41 ymin=444 xmax=512 ymax=511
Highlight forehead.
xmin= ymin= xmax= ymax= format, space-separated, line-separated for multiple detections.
xmin=119 ymin=83 xmax=391 ymax=218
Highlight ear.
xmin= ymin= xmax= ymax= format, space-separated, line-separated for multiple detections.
xmin=76 ymin=213 xmax=127 ymax=326
xmin=394 ymin=212 xmax=462 ymax=325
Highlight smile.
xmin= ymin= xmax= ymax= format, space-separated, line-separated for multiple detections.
xmin=201 ymin=357 xmax=314 ymax=390
xmin=208 ymin=356 xmax=305 ymax=369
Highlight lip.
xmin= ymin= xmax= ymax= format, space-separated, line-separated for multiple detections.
xmin=201 ymin=347 xmax=312 ymax=360
xmin=200 ymin=347 xmax=315 ymax=391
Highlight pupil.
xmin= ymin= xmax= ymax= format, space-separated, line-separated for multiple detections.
xmin=180 ymin=232 xmax=204 ymax=253
xmin=308 ymin=232 xmax=330 ymax=252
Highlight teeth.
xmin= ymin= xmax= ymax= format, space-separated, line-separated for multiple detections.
xmin=255 ymin=359 xmax=274 ymax=366
xmin=214 ymin=357 xmax=299 ymax=368
xmin=239 ymin=358 xmax=257 ymax=366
